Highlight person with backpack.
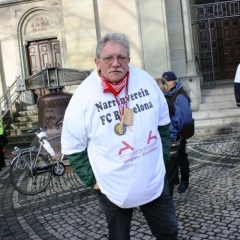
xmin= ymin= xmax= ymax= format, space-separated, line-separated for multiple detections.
xmin=162 ymin=71 xmax=193 ymax=194
xmin=155 ymin=77 xmax=183 ymax=197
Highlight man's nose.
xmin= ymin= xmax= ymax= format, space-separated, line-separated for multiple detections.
xmin=111 ymin=57 xmax=121 ymax=66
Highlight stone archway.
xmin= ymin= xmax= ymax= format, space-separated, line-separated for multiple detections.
xmin=17 ymin=8 xmax=64 ymax=101
xmin=18 ymin=7 xmax=63 ymax=79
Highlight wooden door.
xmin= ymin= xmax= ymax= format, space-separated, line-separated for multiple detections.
xmin=211 ymin=19 xmax=222 ymax=80
xmin=28 ymin=42 xmax=41 ymax=75
xmin=220 ymin=17 xmax=240 ymax=79
xmin=198 ymin=17 xmax=240 ymax=80
xmin=28 ymin=39 xmax=62 ymax=98
xmin=28 ymin=39 xmax=62 ymax=74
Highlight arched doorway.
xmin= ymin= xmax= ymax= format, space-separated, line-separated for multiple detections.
xmin=27 ymin=38 xmax=62 ymax=99
xmin=18 ymin=7 xmax=64 ymax=100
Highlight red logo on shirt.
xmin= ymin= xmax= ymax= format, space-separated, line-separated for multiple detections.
xmin=118 ymin=130 xmax=157 ymax=155
xmin=147 ymin=130 xmax=157 ymax=144
xmin=119 ymin=141 xmax=134 ymax=155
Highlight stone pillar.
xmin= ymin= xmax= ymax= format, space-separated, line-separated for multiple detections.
xmin=180 ymin=0 xmax=201 ymax=111
xmin=0 ymin=40 xmax=7 ymax=100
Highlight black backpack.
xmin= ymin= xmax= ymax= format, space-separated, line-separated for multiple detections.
xmin=165 ymin=87 xmax=191 ymax=116
xmin=165 ymin=87 xmax=194 ymax=140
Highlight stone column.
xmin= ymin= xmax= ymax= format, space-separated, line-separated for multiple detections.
xmin=0 ymin=40 xmax=7 ymax=98
xmin=180 ymin=0 xmax=201 ymax=111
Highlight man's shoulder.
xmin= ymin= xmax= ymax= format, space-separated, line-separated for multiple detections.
xmin=129 ymin=65 xmax=150 ymax=76
xmin=129 ymin=65 xmax=156 ymax=88
xmin=75 ymin=69 xmax=99 ymax=90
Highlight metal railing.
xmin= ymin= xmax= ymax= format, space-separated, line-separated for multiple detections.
xmin=1 ymin=67 xmax=91 ymax=123
xmin=192 ymin=1 xmax=240 ymax=21
xmin=0 ymin=77 xmax=23 ymax=122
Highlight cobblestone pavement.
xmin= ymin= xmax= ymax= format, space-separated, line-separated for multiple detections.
xmin=1 ymin=133 xmax=240 ymax=240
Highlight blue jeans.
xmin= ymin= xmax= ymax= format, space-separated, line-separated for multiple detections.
xmin=95 ymin=177 xmax=178 ymax=240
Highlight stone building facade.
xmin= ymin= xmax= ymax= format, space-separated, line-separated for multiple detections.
xmin=3 ymin=0 xmax=235 ymax=112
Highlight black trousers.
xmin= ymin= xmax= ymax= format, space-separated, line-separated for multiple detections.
xmin=166 ymin=156 xmax=178 ymax=197
xmin=95 ymin=177 xmax=178 ymax=240
xmin=177 ymin=139 xmax=190 ymax=182
xmin=0 ymin=147 xmax=5 ymax=169
xmin=234 ymin=82 xmax=240 ymax=107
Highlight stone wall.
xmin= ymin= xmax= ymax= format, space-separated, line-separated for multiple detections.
xmin=0 ymin=0 xmax=201 ymax=110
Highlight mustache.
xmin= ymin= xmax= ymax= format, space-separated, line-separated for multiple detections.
xmin=107 ymin=68 xmax=124 ymax=74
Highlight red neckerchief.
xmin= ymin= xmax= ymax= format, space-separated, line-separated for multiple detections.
xmin=101 ymin=72 xmax=129 ymax=96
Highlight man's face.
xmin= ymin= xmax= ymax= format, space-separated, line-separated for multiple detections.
xmin=95 ymin=41 xmax=130 ymax=83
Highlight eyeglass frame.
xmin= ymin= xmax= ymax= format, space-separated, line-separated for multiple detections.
xmin=98 ymin=55 xmax=129 ymax=64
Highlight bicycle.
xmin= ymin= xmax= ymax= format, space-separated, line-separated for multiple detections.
xmin=9 ymin=119 xmax=66 ymax=195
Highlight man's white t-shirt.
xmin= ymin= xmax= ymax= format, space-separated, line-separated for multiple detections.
xmin=61 ymin=65 xmax=170 ymax=208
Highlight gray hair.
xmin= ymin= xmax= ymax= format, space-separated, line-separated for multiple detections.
xmin=96 ymin=33 xmax=130 ymax=58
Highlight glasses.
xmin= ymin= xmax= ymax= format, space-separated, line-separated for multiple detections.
xmin=99 ymin=56 xmax=129 ymax=64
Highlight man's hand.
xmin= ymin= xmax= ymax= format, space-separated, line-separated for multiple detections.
xmin=93 ymin=183 xmax=99 ymax=189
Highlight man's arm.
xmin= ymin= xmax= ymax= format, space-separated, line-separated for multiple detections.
xmin=66 ymin=148 xmax=96 ymax=188
xmin=158 ymin=123 xmax=171 ymax=165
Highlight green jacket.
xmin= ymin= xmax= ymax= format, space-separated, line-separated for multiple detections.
xmin=67 ymin=123 xmax=171 ymax=187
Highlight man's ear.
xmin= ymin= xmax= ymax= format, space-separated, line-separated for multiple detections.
xmin=95 ymin=57 xmax=99 ymax=65
xmin=95 ymin=57 xmax=101 ymax=74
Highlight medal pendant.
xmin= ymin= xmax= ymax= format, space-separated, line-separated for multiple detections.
xmin=114 ymin=122 xmax=126 ymax=135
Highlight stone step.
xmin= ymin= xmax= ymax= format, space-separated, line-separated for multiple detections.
xmin=198 ymin=100 xmax=236 ymax=110
xmin=14 ymin=115 xmax=38 ymax=123
xmin=192 ymin=107 xmax=239 ymax=119
xmin=193 ymin=82 xmax=239 ymax=132
xmin=22 ymin=104 xmax=38 ymax=111
xmin=194 ymin=114 xmax=240 ymax=127
xmin=13 ymin=115 xmax=38 ymax=123
xmin=201 ymin=94 xmax=235 ymax=103
xmin=201 ymin=84 xmax=233 ymax=95
xmin=18 ymin=110 xmax=38 ymax=116
xmin=10 ymin=122 xmax=39 ymax=129
xmin=5 ymin=133 xmax=38 ymax=158
xmin=6 ymin=127 xmax=37 ymax=136
xmin=6 ymin=141 xmax=33 ymax=150
xmin=6 ymin=134 xmax=36 ymax=143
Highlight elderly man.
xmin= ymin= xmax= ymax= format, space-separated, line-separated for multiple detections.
xmin=61 ymin=33 xmax=178 ymax=239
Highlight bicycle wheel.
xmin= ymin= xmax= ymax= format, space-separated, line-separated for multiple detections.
xmin=53 ymin=162 xmax=66 ymax=176
xmin=9 ymin=151 xmax=52 ymax=195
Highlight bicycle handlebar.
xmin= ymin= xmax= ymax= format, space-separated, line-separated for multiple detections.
xmin=27 ymin=127 xmax=41 ymax=134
